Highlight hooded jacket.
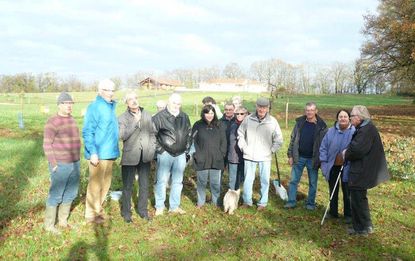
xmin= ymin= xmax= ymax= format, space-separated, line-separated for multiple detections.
xmin=319 ymin=122 xmax=355 ymax=182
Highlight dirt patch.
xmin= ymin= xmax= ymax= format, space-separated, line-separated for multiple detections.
xmin=276 ymin=105 xmax=415 ymax=137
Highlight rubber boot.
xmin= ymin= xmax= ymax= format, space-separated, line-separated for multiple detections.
xmin=58 ymin=203 xmax=72 ymax=228
xmin=44 ymin=206 xmax=60 ymax=234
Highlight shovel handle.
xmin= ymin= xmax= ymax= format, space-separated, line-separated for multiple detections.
xmin=274 ymin=153 xmax=281 ymax=187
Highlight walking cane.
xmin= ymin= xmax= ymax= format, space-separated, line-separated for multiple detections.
xmin=320 ymin=165 xmax=344 ymax=226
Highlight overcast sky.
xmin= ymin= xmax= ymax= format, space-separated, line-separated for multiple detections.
xmin=0 ymin=0 xmax=379 ymax=82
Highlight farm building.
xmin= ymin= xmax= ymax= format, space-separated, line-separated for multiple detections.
xmin=139 ymin=77 xmax=182 ymax=90
xmin=198 ymin=79 xmax=267 ymax=93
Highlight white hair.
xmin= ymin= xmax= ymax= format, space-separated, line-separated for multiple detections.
xmin=156 ymin=100 xmax=167 ymax=107
xmin=168 ymin=93 xmax=182 ymax=104
xmin=98 ymin=79 xmax=115 ymax=91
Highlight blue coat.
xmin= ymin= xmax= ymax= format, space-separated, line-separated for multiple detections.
xmin=82 ymin=95 xmax=120 ymax=160
xmin=319 ymin=122 xmax=355 ymax=182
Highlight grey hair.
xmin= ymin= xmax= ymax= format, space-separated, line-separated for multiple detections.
xmin=352 ymin=105 xmax=371 ymax=120
xmin=123 ymin=91 xmax=137 ymax=104
xmin=224 ymin=102 xmax=235 ymax=108
xmin=305 ymin=101 xmax=317 ymax=109
xmin=235 ymin=106 xmax=248 ymax=113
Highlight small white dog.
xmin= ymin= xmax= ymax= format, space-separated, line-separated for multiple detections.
xmin=223 ymin=189 xmax=240 ymax=215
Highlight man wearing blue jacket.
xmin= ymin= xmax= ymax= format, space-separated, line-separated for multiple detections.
xmin=83 ymin=79 xmax=120 ymax=224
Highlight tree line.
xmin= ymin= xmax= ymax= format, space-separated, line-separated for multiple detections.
xmin=0 ymin=60 xmax=394 ymax=95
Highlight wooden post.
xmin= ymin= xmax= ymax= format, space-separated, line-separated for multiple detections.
xmin=285 ymin=98 xmax=289 ymax=129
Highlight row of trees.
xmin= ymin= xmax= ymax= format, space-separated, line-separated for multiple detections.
xmin=1 ymin=0 xmax=414 ymax=95
xmin=0 ymin=60 xmax=391 ymax=95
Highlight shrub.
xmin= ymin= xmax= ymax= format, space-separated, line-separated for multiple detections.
xmin=381 ymin=133 xmax=415 ymax=181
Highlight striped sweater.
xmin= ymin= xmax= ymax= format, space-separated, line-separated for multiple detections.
xmin=43 ymin=114 xmax=81 ymax=166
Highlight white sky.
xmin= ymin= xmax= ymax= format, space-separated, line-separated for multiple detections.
xmin=0 ymin=0 xmax=379 ymax=82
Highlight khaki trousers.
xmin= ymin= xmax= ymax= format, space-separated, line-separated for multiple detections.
xmin=85 ymin=160 xmax=114 ymax=220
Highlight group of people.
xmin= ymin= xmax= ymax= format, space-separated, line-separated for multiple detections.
xmin=42 ymin=79 xmax=389 ymax=236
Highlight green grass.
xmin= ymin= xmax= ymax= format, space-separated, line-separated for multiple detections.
xmin=0 ymin=92 xmax=414 ymax=260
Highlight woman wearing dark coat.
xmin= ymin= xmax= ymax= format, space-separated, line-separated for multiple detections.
xmin=191 ymin=105 xmax=227 ymax=207
xmin=343 ymin=105 xmax=390 ymax=235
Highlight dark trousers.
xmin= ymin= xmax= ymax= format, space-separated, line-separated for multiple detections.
xmin=328 ymin=165 xmax=351 ymax=217
xmin=235 ymin=161 xmax=245 ymax=190
xmin=349 ymin=189 xmax=372 ymax=232
xmin=121 ymin=160 xmax=150 ymax=219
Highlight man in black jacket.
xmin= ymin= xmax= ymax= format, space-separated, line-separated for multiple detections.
xmin=152 ymin=93 xmax=192 ymax=216
xmin=344 ymin=105 xmax=389 ymax=235
xmin=285 ymin=102 xmax=327 ymax=210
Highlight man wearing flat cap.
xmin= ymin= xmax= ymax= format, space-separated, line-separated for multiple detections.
xmin=43 ymin=92 xmax=81 ymax=233
xmin=285 ymin=102 xmax=327 ymax=210
xmin=237 ymin=97 xmax=283 ymax=211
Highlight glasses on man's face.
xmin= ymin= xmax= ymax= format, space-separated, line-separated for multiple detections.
xmin=102 ymin=89 xmax=115 ymax=92
xmin=235 ymin=113 xmax=246 ymax=115
xmin=61 ymin=102 xmax=74 ymax=105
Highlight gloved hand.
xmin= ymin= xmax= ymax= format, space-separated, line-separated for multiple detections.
xmin=186 ymin=153 xmax=191 ymax=163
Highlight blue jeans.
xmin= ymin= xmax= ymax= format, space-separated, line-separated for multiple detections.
xmin=242 ymin=160 xmax=271 ymax=207
xmin=154 ymin=151 xmax=186 ymax=210
xmin=287 ymin=157 xmax=318 ymax=208
xmin=196 ymin=169 xmax=221 ymax=206
xmin=47 ymin=161 xmax=80 ymax=207
xmin=228 ymin=162 xmax=244 ymax=190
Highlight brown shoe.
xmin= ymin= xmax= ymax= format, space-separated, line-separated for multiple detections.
xmin=257 ymin=205 xmax=266 ymax=211
xmin=86 ymin=216 xmax=105 ymax=224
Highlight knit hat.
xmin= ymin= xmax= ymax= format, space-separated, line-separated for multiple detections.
xmin=256 ymin=97 xmax=270 ymax=107
xmin=351 ymin=105 xmax=371 ymax=120
xmin=57 ymin=92 xmax=73 ymax=105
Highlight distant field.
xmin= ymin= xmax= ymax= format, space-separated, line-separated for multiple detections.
xmin=0 ymin=91 xmax=412 ymax=132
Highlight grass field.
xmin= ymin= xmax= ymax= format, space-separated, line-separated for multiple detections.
xmin=0 ymin=91 xmax=414 ymax=260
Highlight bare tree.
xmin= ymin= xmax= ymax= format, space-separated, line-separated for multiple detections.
xmin=314 ymin=66 xmax=331 ymax=94
xmin=197 ymin=66 xmax=221 ymax=82
xmin=223 ymin=62 xmax=245 ymax=79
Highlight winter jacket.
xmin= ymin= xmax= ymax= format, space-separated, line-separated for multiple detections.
xmin=82 ymin=95 xmax=120 ymax=160
xmin=319 ymin=122 xmax=355 ymax=182
xmin=227 ymin=121 xmax=244 ymax=164
xmin=118 ymin=108 xmax=156 ymax=165
xmin=152 ymin=108 xmax=192 ymax=156
xmin=287 ymin=115 xmax=327 ymax=169
xmin=220 ymin=115 xmax=235 ymax=147
xmin=345 ymin=120 xmax=390 ymax=189
xmin=238 ymin=113 xmax=283 ymax=161
xmin=192 ymin=120 xmax=227 ymax=171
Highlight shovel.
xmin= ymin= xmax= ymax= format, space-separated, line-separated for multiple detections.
xmin=273 ymin=153 xmax=288 ymax=201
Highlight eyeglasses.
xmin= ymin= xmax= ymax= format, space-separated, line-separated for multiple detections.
xmin=235 ymin=113 xmax=246 ymax=115
xmin=102 ymin=89 xmax=115 ymax=92
xmin=350 ymin=114 xmax=357 ymax=117
xmin=61 ymin=102 xmax=74 ymax=105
